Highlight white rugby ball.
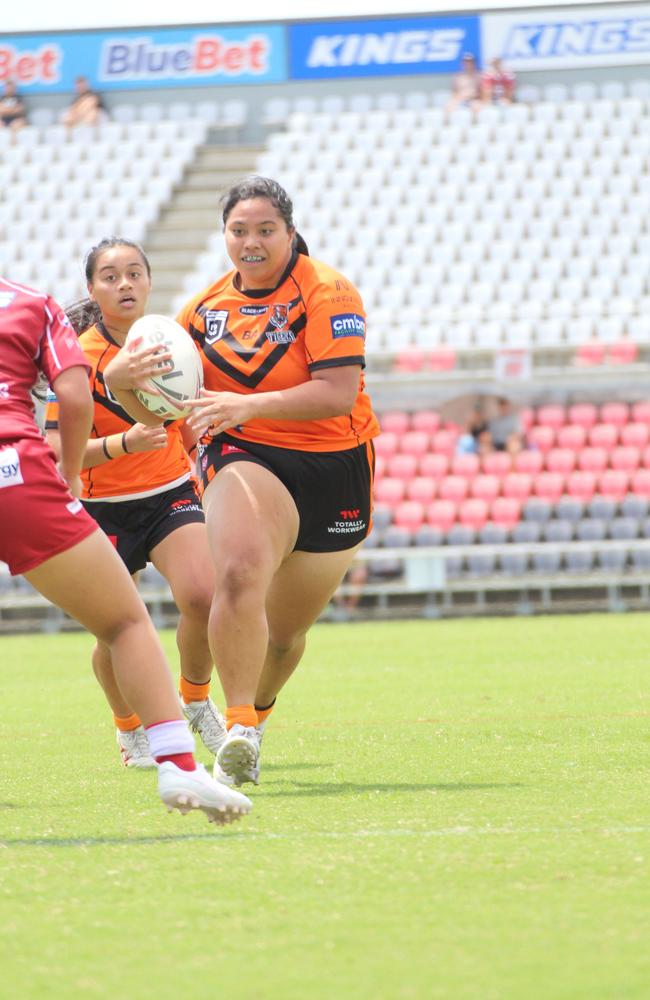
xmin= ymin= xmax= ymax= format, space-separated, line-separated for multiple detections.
xmin=125 ymin=314 xmax=203 ymax=420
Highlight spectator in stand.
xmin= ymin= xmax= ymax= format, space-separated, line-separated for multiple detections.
xmin=488 ymin=397 xmax=523 ymax=452
xmin=61 ymin=75 xmax=107 ymax=128
xmin=456 ymin=403 xmax=492 ymax=454
xmin=446 ymin=53 xmax=482 ymax=113
xmin=0 ymin=81 xmax=28 ymax=131
xmin=481 ymin=58 xmax=516 ymax=105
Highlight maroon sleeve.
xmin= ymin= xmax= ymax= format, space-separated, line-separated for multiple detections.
xmin=38 ymin=296 xmax=90 ymax=385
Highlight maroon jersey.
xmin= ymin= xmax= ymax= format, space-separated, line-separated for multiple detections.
xmin=0 ymin=277 xmax=89 ymax=444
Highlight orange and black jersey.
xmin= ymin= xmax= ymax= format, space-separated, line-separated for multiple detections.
xmin=176 ymin=252 xmax=380 ymax=453
xmin=45 ymin=322 xmax=190 ymax=501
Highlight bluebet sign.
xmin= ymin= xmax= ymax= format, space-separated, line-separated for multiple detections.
xmin=288 ymin=15 xmax=481 ymax=79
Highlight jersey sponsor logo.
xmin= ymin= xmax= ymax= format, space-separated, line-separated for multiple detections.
xmin=330 ymin=313 xmax=366 ymax=339
xmin=221 ymin=443 xmax=248 ymax=456
xmin=239 ymin=304 xmax=269 ymax=316
xmin=0 ymin=292 xmax=16 ymax=308
xmin=204 ymin=309 xmax=229 ymax=344
xmin=0 ymin=383 xmax=8 ymax=400
xmin=327 ymin=515 xmax=367 ymax=535
xmin=0 ymin=448 xmax=24 ymax=489
xmin=66 ymin=498 xmax=83 ymax=514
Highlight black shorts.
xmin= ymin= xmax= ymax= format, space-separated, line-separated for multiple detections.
xmin=82 ymin=480 xmax=204 ymax=574
xmin=197 ymin=434 xmax=375 ymax=553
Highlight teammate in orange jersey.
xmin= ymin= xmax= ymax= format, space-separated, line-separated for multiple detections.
xmin=0 ymin=275 xmax=251 ymax=824
xmin=172 ymin=176 xmax=380 ymax=786
xmin=45 ymin=238 xmax=227 ymax=769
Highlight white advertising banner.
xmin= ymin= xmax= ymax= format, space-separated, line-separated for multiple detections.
xmin=482 ymin=4 xmax=650 ymax=70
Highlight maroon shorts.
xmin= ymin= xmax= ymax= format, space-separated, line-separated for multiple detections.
xmin=0 ymin=437 xmax=98 ymax=575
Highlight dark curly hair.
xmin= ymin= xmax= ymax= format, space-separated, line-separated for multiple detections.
xmin=65 ymin=237 xmax=151 ymax=335
xmin=221 ymin=176 xmax=309 ymax=256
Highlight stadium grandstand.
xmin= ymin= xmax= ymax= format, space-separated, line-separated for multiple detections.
xmin=2 ymin=4 xmax=650 ymax=628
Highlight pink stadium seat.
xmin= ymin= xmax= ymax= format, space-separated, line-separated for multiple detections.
xmin=600 ymin=402 xmax=630 ymax=427
xmin=438 ymin=475 xmax=469 ymax=501
xmin=520 ymin=408 xmax=534 ymax=433
xmin=556 ymin=424 xmax=588 ymax=450
xmin=514 ymin=450 xmax=544 ymax=474
xmin=588 ymin=423 xmax=619 ymax=448
xmin=578 ymin=446 xmax=608 ymax=472
xmin=642 ymin=446 xmax=650 ymax=469
xmin=411 ymin=410 xmax=441 ymax=434
xmin=607 ymin=339 xmax=638 ymax=365
xmin=598 ymin=469 xmax=629 ymax=500
xmin=374 ymin=477 xmax=406 ymax=506
xmin=470 ymin=474 xmax=501 ymax=502
xmin=374 ymin=432 xmax=399 ymax=458
xmin=502 ymin=473 xmax=533 ymax=501
xmin=491 ymin=496 xmax=522 ymax=529
xmin=399 ymin=431 xmax=430 ymax=457
xmin=526 ymin=425 xmax=555 ymax=452
xmin=536 ymin=404 xmax=566 ymax=429
xmin=575 ymin=340 xmax=605 ymax=366
xmin=427 ymin=499 xmax=457 ymax=532
xmin=374 ymin=455 xmax=387 ymax=479
xmin=394 ymin=350 xmax=425 ymax=373
xmin=380 ymin=410 xmax=411 ymax=434
xmin=631 ymin=469 xmax=650 ymax=497
xmin=427 ymin=347 xmax=457 ymax=372
xmin=610 ymin=446 xmax=641 ymax=472
xmin=431 ymin=430 xmax=458 ymax=457
xmin=620 ymin=422 xmax=650 ymax=448
xmin=406 ymin=477 xmax=437 ymax=503
xmin=631 ymin=401 xmax=650 ymax=424
xmin=458 ymin=498 xmax=489 ymax=531
xmin=545 ymin=448 xmax=577 ymax=474
xmin=451 ymin=453 xmax=480 ymax=477
xmin=387 ymin=454 xmax=418 ymax=480
xmin=481 ymin=451 xmax=512 ymax=475
xmin=393 ymin=500 xmax=426 ymax=531
xmin=566 ymin=471 xmax=597 ymax=502
xmin=533 ymin=471 xmax=565 ymax=502
xmin=568 ymin=403 xmax=598 ymax=429
xmin=419 ymin=453 xmax=449 ymax=478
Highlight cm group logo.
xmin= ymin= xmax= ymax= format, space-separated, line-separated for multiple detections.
xmin=330 ymin=313 xmax=366 ymax=339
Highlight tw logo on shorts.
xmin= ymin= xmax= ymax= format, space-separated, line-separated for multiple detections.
xmin=330 ymin=313 xmax=366 ymax=339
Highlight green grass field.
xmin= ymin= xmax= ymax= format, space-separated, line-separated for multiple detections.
xmin=1 ymin=615 xmax=650 ymax=999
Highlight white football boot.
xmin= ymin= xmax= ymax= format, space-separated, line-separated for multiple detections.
xmin=116 ymin=726 xmax=156 ymax=769
xmin=158 ymin=761 xmax=252 ymax=825
xmin=181 ymin=697 xmax=228 ymax=756
xmin=214 ymin=723 xmax=261 ymax=787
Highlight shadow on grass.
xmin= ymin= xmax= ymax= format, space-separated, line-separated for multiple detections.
xmin=263 ymin=780 xmax=525 ymax=798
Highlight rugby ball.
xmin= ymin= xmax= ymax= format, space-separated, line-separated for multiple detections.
xmin=125 ymin=314 xmax=203 ymax=421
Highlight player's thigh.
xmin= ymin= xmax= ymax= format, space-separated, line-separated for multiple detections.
xmin=150 ymin=522 xmax=215 ymax=611
xmin=203 ymin=461 xmax=299 ymax=585
xmin=25 ymin=530 xmax=148 ymax=640
xmin=266 ymin=544 xmax=362 ymax=645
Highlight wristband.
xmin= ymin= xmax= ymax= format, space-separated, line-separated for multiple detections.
xmin=101 ymin=437 xmax=112 ymax=460
xmin=122 ymin=432 xmax=129 ymax=454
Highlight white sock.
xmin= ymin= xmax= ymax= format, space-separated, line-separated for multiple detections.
xmin=145 ymin=719 xmax=195 ymax=759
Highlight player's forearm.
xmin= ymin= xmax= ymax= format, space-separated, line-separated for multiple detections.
xmin=57 ymin=398 xmax=93 ymax=478
xmin=109 ymin=386 xmax=164 ymax=427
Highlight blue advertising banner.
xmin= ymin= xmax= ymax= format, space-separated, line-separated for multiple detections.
xmin=289 ymin=15 xmax=481 ymax=80
xmin=0 ymin=24 xmax=286 ymax=93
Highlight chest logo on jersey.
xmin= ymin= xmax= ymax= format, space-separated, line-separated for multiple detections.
xmin=204 ymin=310 xmax=229 ymax=344
xmin=239 ymin=305 xmax=268 ymax=316
xmin=265 ymin=304 xmax=295 ymax=344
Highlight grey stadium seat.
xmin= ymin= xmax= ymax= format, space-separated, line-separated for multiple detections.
xmin=414 ymin=525 xmax=443 ymax=546
xmin=531 ymin=550 xmax=562 ymax=573
xmin=556 ymin=498 xmax=584 ymax=522
xmin=510 ymin=521 xmax=542 ymax=543
xmin=576 ymin=518 xmax=607 ymax=542
xmin=543 ymin=520 xmax=574 ymax=543
xmin=467 ymin=552 xmax=497 ymax=576
xmin=565 ymin=549 xmax=595 ymax=573
xmin=621 ymin=495 xmax=649 ymax=519
xmin=588 ymin=496 xmax=618 ymax=521
xmin=447 ymin=524 xmax=476 ymax=546
xmin=478 ymin=523 xmax=508 ymax=545
xmin=523 ymin=498 xmax=552 ymax=523
xmin=608 ymin=517 xmax=640 ymax=541
xmin=500 ymin=551 xmax=529 ymax=575
xmin=597 ymin=548 xmax=628 ymax=572
xmin=631 ymin=548 xmax=650 ymax=570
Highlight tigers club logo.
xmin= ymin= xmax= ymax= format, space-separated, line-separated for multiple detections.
xmin=266 ymin=303 xmax=295 ymax=344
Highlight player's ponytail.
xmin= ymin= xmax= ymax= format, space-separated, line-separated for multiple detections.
xmin=293 ymin=232 xmax=309 ymax=256
xmin=65 ymin=298 xmax=102 ymax=335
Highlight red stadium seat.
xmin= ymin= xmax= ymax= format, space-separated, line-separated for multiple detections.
xmin=588 ymin=423 xmax=618 ymax=448
xmin=380 ymin=410 xmax=411 ymax=434
xmin=600 ymin=402 xmax=630 ymax=427
xmin=620 ymin=422 xmax=650 ymax=448
xmin=394 ymin=350 xmax=425 ymax=373
xmin=374 ymin=455 xmax=387 ymax=479
xmin=520 ymin=408 xmax=534 ymax=433
xmin=631 ymin=469 xmax=650 ymax=497
xmin=458 ymin=498 xmax=489 ymax=531
xmin=598 ymin=469 xmax=629 ymax=500
xmin=450 ymin=453 xmax=480 ymax=477
xmin=419 ymin=453 xmax=449 ymax=478
xmin=502 ymin=472 xmax=533 ymax=501
xmin=610 ymin=446 xmax=641 ymax=472
xmin=575 ymin=340 xmax=605 ymax=366
xmin=387 ymin=454 xmax=418 ymax=480
xmin=567 ymin=403 xmax=598 ymax=429
xmin=642 ymin=446 xmax=650 ymax=469
xmin=399 ymin=431 xmax=430 ymax=457
xmin=406 ymin=477 xmax=437 ymax=503
xmin=566 ymin=471 xmax=597 ymax=502
xmin=481 ymin=451 xmax=512 ymax=475
xmin=578 ymin=446 xmax=608 ymax=473
xmin=526 ymin=425 xmax=555 ymax=452
xmin=431 ymin=430 xmax=458 ymax=457
xmin=533 ymin=471 xmax=565 ymax=502
xmin=393 ymin=500 xmax=426 ymax=530
xmin=536 ymin=404 xmax=566 ymax=429
xmin=426 ymin=499 xmax=457 ymax=532
xmin=632 ymin=401 xmax=650 ymax=425
xmin=374 ymin=477 xmax=406 ymax=506
xmin=514 ymin=450 xmax=544 ymax=474
xmin=491 ymin=496 xmax=522 ymax=529
xmin=556 ymin=424 xmax=588 ymax=450
xmin=545 ymin=448 xmax=576 ymax=474
xmin=427 ymin=347 xmax=457 ymax=372
xmin=470 ymin=474 xmax=501 ymax=502
xmin=411 ymin=410 xmax=441 ymax=434
xmin=438 ymin=475 xmax=469 ymax=501
xmin=374 ymin=432 xmax=399 ymax=458
xmin=607 ymin=339 xmax=638 ymax=365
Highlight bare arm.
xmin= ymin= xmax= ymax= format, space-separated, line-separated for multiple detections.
xmin=51 ymin=366 xmax=94 ymax=497
xmin=103 ymin=338 xmax=173 ymax=427
xmin=184 ymin=366 xmax=361 ymax=437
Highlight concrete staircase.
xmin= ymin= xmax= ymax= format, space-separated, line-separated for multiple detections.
xmin=145 ymin=141 xmax=262 ymax=315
